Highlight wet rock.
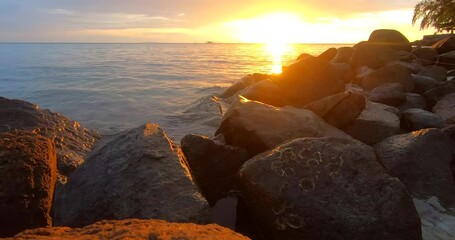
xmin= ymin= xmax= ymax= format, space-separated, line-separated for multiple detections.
xmin=235 ymin=79 xmax=283 ymax=107
xmin=433 ymin=93 xmax=455 ymax=123
xmin=279 ymin=52 xmax=345 ymax=107
xmin=219 ymin=73 xmax=271 ymax=98
xmin=180 ymin=134 xmax=250 ymax=204
xmin=367 ymin=83 xmax=406 ymax=106
xmin=343 ymin=101 xmax=400 ymax=145
xmin=432 ymin=35 xmax=455 ymax=54
xmin=411 ymin=74 xmax=440 ymax=94
xmin=418 ymin=66 xmax=447 ymax=82
xmin=0 ymin=97 xmax=99 ymax=178
xmin=54 ymin=123 xmax=209 ymax=227
xmin=0 ymin=130 xmax=57 ymax=237
xmin=304 ymin=92 xmax=366 ymax=128
xmin=239 ymin=137 xmax=421 ymax=240
xmin=401 ymin=108 xmax=447 ymax=131
xmin=368 ymin=29 xmax=412 ymax=52
xmin=375 ymin=129 xmax=455 ymax=204
xmin=12 ymin=219 xmax=249 ymax=240
xmin=413 ymin=47 xmax=438 ymax=64
xmin=166 ymin=95 xmax=222 ymax=139
xmin=398 ymin=93 xmax=426 ymax=111
xmin=362 ymin=62 xmax=414 ymax=91
xmin=423 ymin=80 xmax=455 ymax=108
xmin=331 ymin=47 xmax=354 ymax=63
xmin=215 ymin=100 xmax=351 ymax=156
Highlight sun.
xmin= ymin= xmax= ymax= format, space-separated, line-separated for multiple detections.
xmin=226 ymin=12 xmax=306 ymax=73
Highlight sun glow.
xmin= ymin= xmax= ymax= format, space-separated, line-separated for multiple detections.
xmin=226 ymin=13 xmax=306 ymax=74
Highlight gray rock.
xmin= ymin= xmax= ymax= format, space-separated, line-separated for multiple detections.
xmin=362 ymin=62 xmax=414 ymax=91
xmin=401 ymin=108 xmax=447 ymax=131
xmin=0 ymin=130 xmax=57 ymax=237
xmin=180 ymin=134 xmax=250 ymax=204
xmin=433 ymin=93 xmax=455 ymax=123
xmin=239 ymin=137 xmax=421 ymax=240
xmin=215 ymin=100 xmax=351 ymax=156
xmin=343 ymin=101 xmax=400 ymax=145
xmin=411 ymin=74 xmax=440 ymax=94
xmin=350 ymin=41 xmax=398 ymax=69
xmin=398 ymin=93 xmax=427 ymax=111
xmin=413 ymin=47 xmax=438 ymax=64
xmin=418 ymin=66 xmax=447 ymax=82
xmin=375 ymin=129 xmax=455 ymax=204
xmin=367 ymin=83 xmax=405 ymax=106
xmin=423 ymin=80 xmax=455 ymax=108
xmin=54 ymin=123 xmax=209 ymax=227
xmin=304 ymin=91 xmax=366 ymax=128
xmin=0 ymin=97 xmax=99 ymax=178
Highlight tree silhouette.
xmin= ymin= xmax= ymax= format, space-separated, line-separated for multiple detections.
xmin=412 ymin=0 xmax=455 ymax=33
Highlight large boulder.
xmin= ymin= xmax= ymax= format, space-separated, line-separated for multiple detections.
xmin=342 ymin=101 xmax=400 ymax=145
xmin=215 ymin=100 xmax=351 ymax=156
xmin=418 ymin=66 xmax=447 ymax=82
xmin=433 ymin=93 xmax=455 ymax=123
xmin=279 ymin=50 xmax=345 ymax=106
xmin=398 ymin=93 xmax=426 ymax=111
xmin=181 ymin=134 xmax=250 ymax=204
xmin=0 ymin=130 xmax=57 ymax=237
xmin=54 ymin=123 xmax=209 ymax=227
xmin=368 ymin=29 xmax=412 ymax=52
xmin=350 ymin=41 xmax=397 ymax=69
xmin=239 ymin=137 xmax=421 ymax=240
xmin=401 ymin=108 xmax=447 ymax=131
xmin=0 ymin=97 xmax=99 ymax=177
xmin=375 ymin=129 xmax=455 ymax=204
xmin=12 ymin=219 xmax=249 ymax=240
xmin=362 ymin=62 xmax=414 ymax=91
xmin=367 ymin=83 xmax=406 ymax=106
xmin=432 ymin=35 xmax=455 ymax=54
xmin=304 ymin=92 xmax=366 ymax=128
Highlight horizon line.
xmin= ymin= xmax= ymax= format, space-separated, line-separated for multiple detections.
xmin=0 ymin=41 xmax=356 ymax=45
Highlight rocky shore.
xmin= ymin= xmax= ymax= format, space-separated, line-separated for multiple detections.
xmin=1 ymin=29 xmax=455 ymax=239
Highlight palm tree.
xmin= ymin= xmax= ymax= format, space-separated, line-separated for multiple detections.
xmin=412 ymin=0 xmax=455 ymax=34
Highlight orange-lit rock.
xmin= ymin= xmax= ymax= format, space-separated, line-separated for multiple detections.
xmin=0 ymin=130 xmax=57 ymax=237
xmin=12 ymin=219 xmax=250 ymax=240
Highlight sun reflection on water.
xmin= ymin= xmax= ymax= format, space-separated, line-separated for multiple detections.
xmin=265 ymin=42 xmax=292 ymax=74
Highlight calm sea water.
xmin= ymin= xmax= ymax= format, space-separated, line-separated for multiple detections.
xmin=0 ymin=43 xmax=347 ymax=140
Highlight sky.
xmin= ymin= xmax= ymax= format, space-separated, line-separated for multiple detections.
xmin=0 ymin=0 xmax=436 ymax=43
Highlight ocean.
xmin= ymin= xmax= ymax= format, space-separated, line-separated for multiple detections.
xmin=0 ymin=43 xmax=348 ymax=140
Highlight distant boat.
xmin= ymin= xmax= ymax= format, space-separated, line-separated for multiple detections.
xmin=206 ymin=41 xmax=214 ymax=44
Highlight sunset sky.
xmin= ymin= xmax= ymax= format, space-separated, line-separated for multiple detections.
xmin=0 ymin=0 xmax=436 ymax=43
